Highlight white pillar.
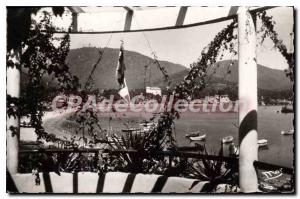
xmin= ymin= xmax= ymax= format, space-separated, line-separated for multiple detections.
xmin=124 ymin=9 xmax=133 ymax=31
xmin=7 ymin=48 xmax=21 ymax=174
xmin=72 ymin=13 xmax=78 ymax=32
xmin=238 ymin=7 xmax=258 ymax=192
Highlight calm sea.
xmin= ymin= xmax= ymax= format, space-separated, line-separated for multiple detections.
xmin=173 ymin=106 xmax=294 ymax=168
xmin=96 ymin=105 xmax=294 ymax=168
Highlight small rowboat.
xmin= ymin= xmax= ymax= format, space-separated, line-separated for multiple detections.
xmin=258 ymin=139 xmax=268 ymax=147
xmin=139 ymin=122 xmax=157 ymax=127
xmin=281 ymin=105 xmax=293 ymax=113
xmin=185 ymin=131 xmax=200 ymax=138
xmin=121 ymin=128 xmax=141 ymax=133
xmin=139 ymin=122 xmax=157 ymax=131
xmin=233 ymin=147 xmax=239 ymax=156
xmin=189 ymin=134 xmax=206 ymax=141
xmin=281 ymin=129 xmax=294 ymax=135
xmin=222 ymin=135 xmax=234 ymax=144
xmin=229 ymin=145 xmax=239 ymax=156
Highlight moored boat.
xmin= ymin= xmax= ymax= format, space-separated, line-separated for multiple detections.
xmin=189 ymin=134 xmax=206 ymax=141
xmin=222 ymin=135 xmax=234 ymax=144
xmin=185 ymin=131 xmax=200 ymax=138
xmin=139 ymin=121 xmax=158 ymax=131
xmin=139 ymin=121 xmax=157 ymax=127
xmin=121 ymin=128 xmax=141 ymax=133
xmin=281 ymin=129 xmax=294 ymax=135
xmin=258 ymin=139 xmax=268 ymax=147
xmin=281 ymin=105 xmax=293 ymax=113
xmin=230 ymin=145 xmax=239 ymax=156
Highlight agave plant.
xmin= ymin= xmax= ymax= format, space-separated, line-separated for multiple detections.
xmin=105 ymin=132 xmax=156 ymax=173
xmin=61 ymin=152 xmax=99 ymax=172
xmin=187 ymin=144 xmax=238 ymax=191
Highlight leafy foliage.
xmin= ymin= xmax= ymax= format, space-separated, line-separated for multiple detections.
xmin=7 ymin=7 xmax=65 ymax=52
xmin=73 ymin=109 xmax=103 ymax=145
xmin=172 ymin=19 xmax=238 ymax=100
xmin=19 ymin=152 xmax=99 ymax=173
xmin=257 ymin=10 xmax=294 ymax=81
xmin=11 ymin=8 xmax=294 ymax=192
xmin=7 ymin=10 xmax=79 ymax=139
xmin=104 ymin=113 xmax=176 ymax=173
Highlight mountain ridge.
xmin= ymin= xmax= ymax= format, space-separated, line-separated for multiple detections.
xmin=65 ymin=47 xmax=292 ymax=91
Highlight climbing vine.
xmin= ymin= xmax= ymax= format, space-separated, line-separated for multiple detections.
xmin=12 ymin=8 xmax=294 ymax=183
xmin=7 ymin=10 xmax=79 ymax=139
xmin=144 ymin=18 xmax=238 ymax=150
xmin=172 ymin=19 xmax=238 ymax=100
xmin=257 ymin=10 xmax=294 ymax=81
xmin=154 ymin=9 xmax=294 ymax=152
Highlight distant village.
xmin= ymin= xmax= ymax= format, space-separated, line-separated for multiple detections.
xmin=46 ymin=85 xmax=293 ymax=112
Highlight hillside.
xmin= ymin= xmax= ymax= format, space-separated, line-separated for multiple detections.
xmin=154 ymin=60 xmax=292 ymax=91
xmin=66 ymin=47 xmax=186 ymax=90
xmin=66 ymin=47 xmax=292 ymax=91
xmin=207 ymin=60 xmax=293 ymax=91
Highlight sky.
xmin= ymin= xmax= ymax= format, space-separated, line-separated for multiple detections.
xmin=41 ymin=6 xmax=294 ymax=70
